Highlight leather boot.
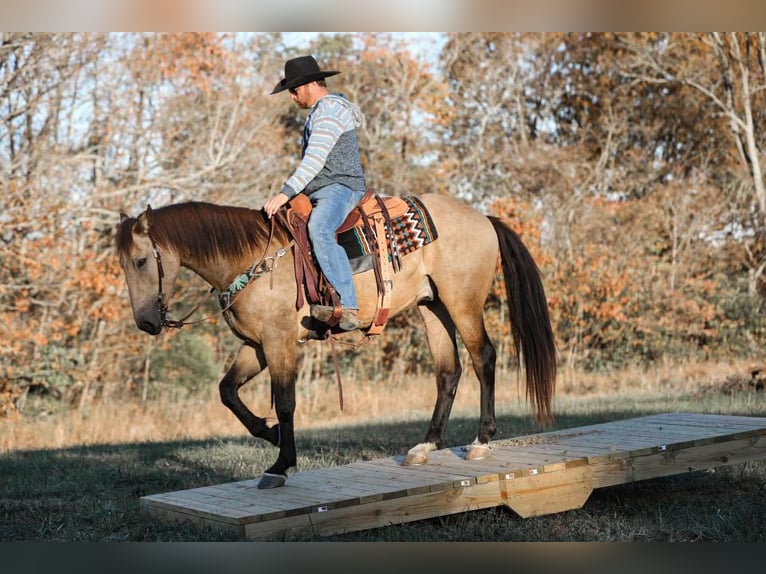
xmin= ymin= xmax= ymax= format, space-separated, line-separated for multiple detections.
xmin=310 ymin=305 xmax=361 ymax=331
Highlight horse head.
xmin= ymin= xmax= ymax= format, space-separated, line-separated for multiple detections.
xmin=116 ymin=205 xmax=181 ymax=336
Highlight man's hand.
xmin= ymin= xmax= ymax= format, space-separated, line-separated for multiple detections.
xmin=263 ymin=192 xmax=289 ymax=218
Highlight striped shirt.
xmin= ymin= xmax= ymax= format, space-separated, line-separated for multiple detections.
xmin=280 ymin=93 xmax=366 ymax=197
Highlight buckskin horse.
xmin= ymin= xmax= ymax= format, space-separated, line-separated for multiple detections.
xmin=116 ymin=192 xmax=557 ymax=489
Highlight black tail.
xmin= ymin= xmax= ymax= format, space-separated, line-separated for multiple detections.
xmin=488 ymin=216 xmax=557 ymax=424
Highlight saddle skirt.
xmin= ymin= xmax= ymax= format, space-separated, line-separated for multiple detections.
xmin=276 ymin=190 xmax=438 ymax=336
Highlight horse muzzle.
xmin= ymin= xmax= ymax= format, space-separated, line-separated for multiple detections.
xmin=137 ymin=319 xmax=163 ymax=336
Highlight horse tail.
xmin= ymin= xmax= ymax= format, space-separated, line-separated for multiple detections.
xmin=488 ymin=216 xmax=557 ymax=424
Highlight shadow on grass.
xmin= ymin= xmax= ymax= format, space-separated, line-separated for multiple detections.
xmin=2 ymin=399 xmax=765 ymax=541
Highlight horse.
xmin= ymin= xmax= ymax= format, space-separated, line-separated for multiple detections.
xmin=116 ymin=193 xmax=557 ymax=489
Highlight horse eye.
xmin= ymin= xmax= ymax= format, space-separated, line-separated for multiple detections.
xmin=136 ymin=257 xmax=147 ymax=269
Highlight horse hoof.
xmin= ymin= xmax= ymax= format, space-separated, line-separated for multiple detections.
xmin=258 ymin=472 xmax=287 ymax=489
xmin=403 ymin=452 xmax=428 ymax=466
xmin=465 ymin=443 xmax=492 ymax=461
xmin=402 ymin=442 xmax=437 ymax=466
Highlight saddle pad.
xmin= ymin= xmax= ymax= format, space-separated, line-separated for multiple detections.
xmin=338 ymin=195 xmax=438 ymax=274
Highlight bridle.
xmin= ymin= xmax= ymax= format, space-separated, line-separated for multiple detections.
xmin=146 ymin=231 xmax=197 ymax=330
xmin=144 ymin=215 xmax=291 ymax=331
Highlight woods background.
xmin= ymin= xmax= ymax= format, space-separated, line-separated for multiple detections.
xmin=3 ymin=32 xmax=766 ymax=418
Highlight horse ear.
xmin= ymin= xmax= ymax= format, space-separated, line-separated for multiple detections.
xmin=119 ymin=212 xmax=129 ymax=223
xmin=136 ymin=205 xmax=153 ymax=235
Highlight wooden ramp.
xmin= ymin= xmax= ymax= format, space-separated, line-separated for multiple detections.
xmin=141 ymin=412 xmax=766 ymax=539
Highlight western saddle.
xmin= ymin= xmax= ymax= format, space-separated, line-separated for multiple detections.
xmin=275 ymin=189 xmax=409 ymax=337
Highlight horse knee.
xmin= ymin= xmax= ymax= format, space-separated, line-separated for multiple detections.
xmin=218 ymin=379 xmax=238 ymax=409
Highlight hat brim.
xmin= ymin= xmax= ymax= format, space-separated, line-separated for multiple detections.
xmin=271 ymin=70 xmax=340 ymax=95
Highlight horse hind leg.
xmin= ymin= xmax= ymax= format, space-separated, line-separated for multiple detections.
xmin=433 ymin=286 xmax=498 ymax=461
xmin=457 ymin=311 xmax=498 ymax=461
xmin=403 ymin=300 xmax=462 ymax=466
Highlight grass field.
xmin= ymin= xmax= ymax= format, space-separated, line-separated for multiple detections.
xmin=1 ymin=359 xmax=765 ymax=541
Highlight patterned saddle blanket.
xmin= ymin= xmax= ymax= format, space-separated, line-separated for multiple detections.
xmin=339 ymin=194 xmax=438 ymax=275
xmin=277 ymin=190 xmax=438 ymax=335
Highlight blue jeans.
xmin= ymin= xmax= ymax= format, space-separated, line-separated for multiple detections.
xmin=307 ymin=183 xmax=364 ymax=309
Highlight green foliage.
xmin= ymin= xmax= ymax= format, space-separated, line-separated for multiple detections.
xmin=148 ymin=332 xmax=220 ymax=398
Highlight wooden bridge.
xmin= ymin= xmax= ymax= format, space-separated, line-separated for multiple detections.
xmin=140 ymin=412 xmax=766 ymax=540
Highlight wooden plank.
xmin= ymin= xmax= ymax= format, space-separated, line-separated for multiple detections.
xmin=140 ymin=412 xmax=766 ymax=540
xmin=244 ymin=479 xmax=502 ymax=540
xmin=148 ymin=489 xmax=269 ymax=519
xmin=408 ymin=458 xmax=501 ymax=484
xmin=552 ymin=432 xmax=662 ymax=456
xmin=605 ymin=422 xmax=730 ymax=443
xmin=499 ymin=444 xmax=591 ymax=469
xmin=489 ymin=449 xmax=578 ymax=473
xmin=659 ymin=412 xmax=766 ymax=426
xmin=141 ymin=498 xmax=244 ymax=537
xmin=426 ymin=452 xmax=510 ymax=482
xmin=351 ymin=457 xmax=483 ymax=491
xmin=142 ymin=492 xmax=254 ymax=524
xmin=289 ymin=468 xmax=390 ymax=503
xmin=631 ymin=414 xmax=766 ymax=435
xmin=590 ymin=434 xmax=766 ymax=488
xmin=242 ymin=487 xmax=338 ymax=517
xmin=604 ymin=418 xmax=761 ymax=440
xmin=486 ymin=447 xmax=563 ymax=467
xmin=586 ymin=428 xmax=712 ymax=452
xmin=330 ymin=464 xmax=439 ymax=496
xmin=504 ymin=441 xmax=619 ymax=462
xmin=390 ymin=463 xmax=484 ymax=488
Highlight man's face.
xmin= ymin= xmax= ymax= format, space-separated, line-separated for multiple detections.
xmin=288 ymin=82 xmax=313 ymax=109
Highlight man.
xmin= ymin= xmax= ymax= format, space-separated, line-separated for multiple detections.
xmin=264 ymin=55 xmax=366 ymax=331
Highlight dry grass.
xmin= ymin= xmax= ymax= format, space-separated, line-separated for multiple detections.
xmin=1 ymin=357 xmax=757 ymax=454
xmin=2 ymin=356 xmax=765 ymax=542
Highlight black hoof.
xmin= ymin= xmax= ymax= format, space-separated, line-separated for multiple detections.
xmin=258 ymin=472 xmax=287 ymax=489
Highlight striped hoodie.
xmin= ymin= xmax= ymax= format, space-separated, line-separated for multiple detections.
xmin=280 ymin=93 xmax=366 ymax=198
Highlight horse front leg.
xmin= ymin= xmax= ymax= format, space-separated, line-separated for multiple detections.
xmin=219 ymin=342 xmax=298 ymax=489
xmin=257 ymin=336 xmax=298 ymax=489
xmin=218 ymin=343 xmax=280 ymax=446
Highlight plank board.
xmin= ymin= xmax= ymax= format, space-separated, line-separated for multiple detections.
xmin=140 ymin=412 xmax=766 ymax=539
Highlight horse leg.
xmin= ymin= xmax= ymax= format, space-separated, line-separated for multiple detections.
xmin=463 ymin=327 xmax=497 ymax=460
xmin=403 ymin=300 xmax=462 ymax=466
xmin=218 ymin=343 xmax=279 ymax=446
xmin=451 ymin=306 xmax=497 ymax=460
xmin=218 ymin=342 xmax=297 ymax=488
xmin=257 ymin=335 xmax=298 ymax=489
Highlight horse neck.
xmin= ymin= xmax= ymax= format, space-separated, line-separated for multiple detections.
xmin=178 ymin=236 xmax=288 ymax=293
xmin=154 ymin=205 xmax=287 ymax=292
xmin=179 ymin=253 xmax=236 ymax=293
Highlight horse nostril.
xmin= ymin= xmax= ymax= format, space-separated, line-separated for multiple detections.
xmin=139 ymin=320 xmax=161 ymax=335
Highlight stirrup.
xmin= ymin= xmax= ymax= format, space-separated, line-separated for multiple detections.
xmin=310 ymin=305 xmax=360 ymax=331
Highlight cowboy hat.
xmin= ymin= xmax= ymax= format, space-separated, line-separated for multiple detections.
xmin=271 ymin=55 xmax=340 ymax=95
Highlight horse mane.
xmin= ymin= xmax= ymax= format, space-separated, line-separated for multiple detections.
xmin=116 ymin=201 xmax=289 ymax=261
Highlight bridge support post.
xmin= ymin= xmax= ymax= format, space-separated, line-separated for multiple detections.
xmin=500 ymin=464 xmax=593 ymax=518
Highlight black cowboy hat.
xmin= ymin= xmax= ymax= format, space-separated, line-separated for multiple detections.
xmin=271 ymin=55 xmax=340 ymax=95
